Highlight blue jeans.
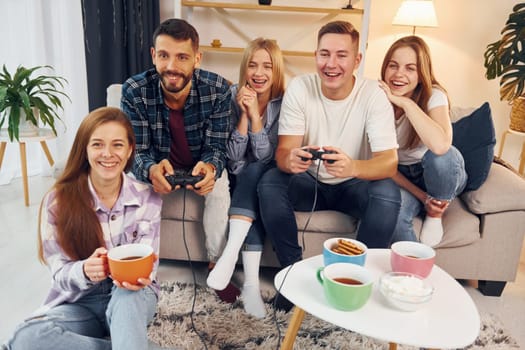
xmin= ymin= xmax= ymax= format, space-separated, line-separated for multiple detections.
xmin=229 ymin=161 xmax=275 ymax=251
xmin=257 ymin=168 xmax=401 ymax=267
xmin=6 ymin=279 xmax=158 ymax=350
xmin=391 ymin=147 xmax=467 ymax=242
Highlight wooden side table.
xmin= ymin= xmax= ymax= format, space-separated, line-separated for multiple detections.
xmin=0 ymin=128 xmax=56 ymax=206
xmin=498 ymin=129 xmax=525 ymax=175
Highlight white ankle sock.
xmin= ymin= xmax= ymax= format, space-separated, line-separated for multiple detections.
xmin=241 ymin=250 xmax=266 ymax=318
xmin=207 ymin=219 xmax=251 ymax=290
xmin=420 ymin=216 xmax=444 ymax=247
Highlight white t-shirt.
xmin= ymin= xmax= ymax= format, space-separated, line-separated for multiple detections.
xmin=396 ymin=88 xmax=448 ymax=165
xmin=279 ymin=73 xmax=398 ymax=184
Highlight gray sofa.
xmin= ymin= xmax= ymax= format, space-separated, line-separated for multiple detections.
xmin=158 ymin=159 xmax=525 ymax=296
xmin=107 ymin=85 xmax=525 ymax=297
xmin=157 ymin=109 xmax=525 ymax=297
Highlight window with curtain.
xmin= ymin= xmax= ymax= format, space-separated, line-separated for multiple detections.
xmin=0 ymin=0 xmax=88 ymax=185
xmin=81 ymin=0 xmax=160 ymax=111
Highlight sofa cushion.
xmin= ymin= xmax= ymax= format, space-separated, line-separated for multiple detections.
xmin=461 ymin=162 xmax=525 ymax=214
xmin=161 ymin=190 xmax=204 ymax=222
xmin=295 ymin=210 xmax=358 ymax=234
xmin=107 ymin=84 xmax=122 ymax=107
xmin=430 ymin=198 xmax=480 ymax=248
xmin=452 ymin=102 xmax=496 ymax=192
xmin=450 ymin=106 xmax=474 ymax=122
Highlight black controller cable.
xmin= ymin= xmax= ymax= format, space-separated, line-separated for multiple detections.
xmin=271 ymin=160 xmax=322 ymax=350
xmin=180 ymin=186 xmax=209 ymax=350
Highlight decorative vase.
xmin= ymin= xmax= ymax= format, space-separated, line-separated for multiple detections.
xmin=258 ymin=0 xmax=271 ymax=5
xmin=510 ymin=97 xmax=525 ymax=133
xmin=18 ymin=108 xmax=39 ymax=137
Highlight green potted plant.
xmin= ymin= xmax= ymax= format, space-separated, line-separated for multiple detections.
xmin=0 ymin=64 xmax=70 ymax=141
xmin=483 ymin=3 xmax=525 ymax=132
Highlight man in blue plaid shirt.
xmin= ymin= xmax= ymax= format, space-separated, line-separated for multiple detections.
xmin=121 ymin=18 xmax=239 ymax=303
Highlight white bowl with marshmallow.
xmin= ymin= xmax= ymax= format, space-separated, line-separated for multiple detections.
xmin=379 ymin=271 xmax=434 ymax=312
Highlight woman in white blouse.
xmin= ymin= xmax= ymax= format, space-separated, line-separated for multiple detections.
xmin=379 ymin=36 xmax=467 ymax=247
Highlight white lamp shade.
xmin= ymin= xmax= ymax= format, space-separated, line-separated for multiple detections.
xmin=392 ymin=0 xmax=438 ymax=28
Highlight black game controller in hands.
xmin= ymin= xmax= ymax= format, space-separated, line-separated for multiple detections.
xmin=300 ymin=148 xmax=336 ymax=164
xmin=165 ymin=169 xmax=204 ymax=189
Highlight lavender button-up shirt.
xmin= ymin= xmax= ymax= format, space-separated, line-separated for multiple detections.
xmin=36 ymin=173 xmax=162 ymax=315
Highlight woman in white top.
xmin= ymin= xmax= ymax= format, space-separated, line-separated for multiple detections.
xmin=379 ymin=36 xmax=467 ymax=247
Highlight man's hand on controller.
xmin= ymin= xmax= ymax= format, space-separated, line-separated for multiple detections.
xmin=191 ymin=161 xmax=216 ymax=195
xmin=320 ymin=146 xmax=338 ymax=165
xmin=290 ymin=147 xmax=319 ymax=173
xmin=298 ymin=146 xmax=338 ymax=164
xmin=323 ymin=146 xmax=355 ymax=178
xmin=297 ymin=146 xmax=320 ymax=163
xmin=150 ymin=159 xmax=175 ymax=194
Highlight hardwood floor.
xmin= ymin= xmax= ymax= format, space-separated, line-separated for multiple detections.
xmin=1 ymin=175 xmax=524 ymax=347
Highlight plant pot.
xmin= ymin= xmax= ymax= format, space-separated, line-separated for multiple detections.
xmin=18 ymin=108 xmax=39 ymax=137
xmin=510 ymin=97 xmax=525 ymax=132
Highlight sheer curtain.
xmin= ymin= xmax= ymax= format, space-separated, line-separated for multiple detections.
xmin=0 ymin=0 xmax=89 ymax=185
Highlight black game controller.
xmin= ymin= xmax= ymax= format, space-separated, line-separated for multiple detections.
xmin=165 ymin=169 xmax=204 ymax=188
xmin=300 ymin=148 xmax=336 ymax=164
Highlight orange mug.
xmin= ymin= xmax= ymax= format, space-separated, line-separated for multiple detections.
xmin=107 ymin=243 xmax=154 ymax=284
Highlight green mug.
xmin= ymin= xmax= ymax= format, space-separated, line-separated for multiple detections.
xmin=316 ymin=262 xmax=373 ymax=311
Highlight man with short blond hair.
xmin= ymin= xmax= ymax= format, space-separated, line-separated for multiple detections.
xmin=258 ymin=21 xmax=401 ymax=311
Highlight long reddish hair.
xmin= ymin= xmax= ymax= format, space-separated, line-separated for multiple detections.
xmin=381 ymin=36 xmax=448 ymax=149
xmin=38 ymin=107 xmax=135 ymax=263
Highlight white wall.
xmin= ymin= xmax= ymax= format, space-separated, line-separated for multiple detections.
xmin=160 ymin=0 xmax=524 ymax=170
xmin=364 ymin=0 xmax=521 ymax=168
xmin=0 ymin=0 xmax=89 ymax=184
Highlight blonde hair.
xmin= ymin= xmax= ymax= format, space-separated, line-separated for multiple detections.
xmin=238 ymin=38 xmax=285 ymax=99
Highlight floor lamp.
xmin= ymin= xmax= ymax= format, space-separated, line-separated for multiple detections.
xmin=392 ymin=0 xmax=438 ymax=34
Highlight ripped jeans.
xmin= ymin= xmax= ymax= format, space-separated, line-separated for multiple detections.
xmin=391 ymin=146 xmax=467 ymax=243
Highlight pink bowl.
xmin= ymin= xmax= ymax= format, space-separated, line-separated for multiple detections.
xmin=390 ymin=241 xmax=435 ymax=278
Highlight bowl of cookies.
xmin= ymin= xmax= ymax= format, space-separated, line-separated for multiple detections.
xmin=323 ymin=237 xmax=367 ymax=266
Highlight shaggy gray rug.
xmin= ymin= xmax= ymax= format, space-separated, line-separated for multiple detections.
xmin=148 ymin=282 xmax=519 ymax=350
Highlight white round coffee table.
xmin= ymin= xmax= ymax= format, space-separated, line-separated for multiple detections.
xmin=274 ymin=249 xmax=480 ymax=349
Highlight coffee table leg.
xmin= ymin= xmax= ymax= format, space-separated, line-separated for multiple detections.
xmin=280 ymin=306 xmax=305 ymax=350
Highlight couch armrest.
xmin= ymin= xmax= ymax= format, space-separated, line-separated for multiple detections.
xmin=461 ymin=162 xmax=525 ymax=214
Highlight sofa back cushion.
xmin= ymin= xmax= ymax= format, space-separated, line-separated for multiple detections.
xmin=461 ymin=162 xmax=525 ymax=214
xmin=107 ymin=84 xmax=122 ymax=107
xmin=451 ymin=102 xmax=496 ymax=192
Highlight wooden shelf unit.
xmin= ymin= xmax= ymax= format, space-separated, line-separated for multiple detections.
xmin=181 ymin=1 xmax=364 ymax=15
xmin=200 ymin=45 xmax=314 ymax=57
xmin=175 ymin=0 xmax=371 ymax=75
